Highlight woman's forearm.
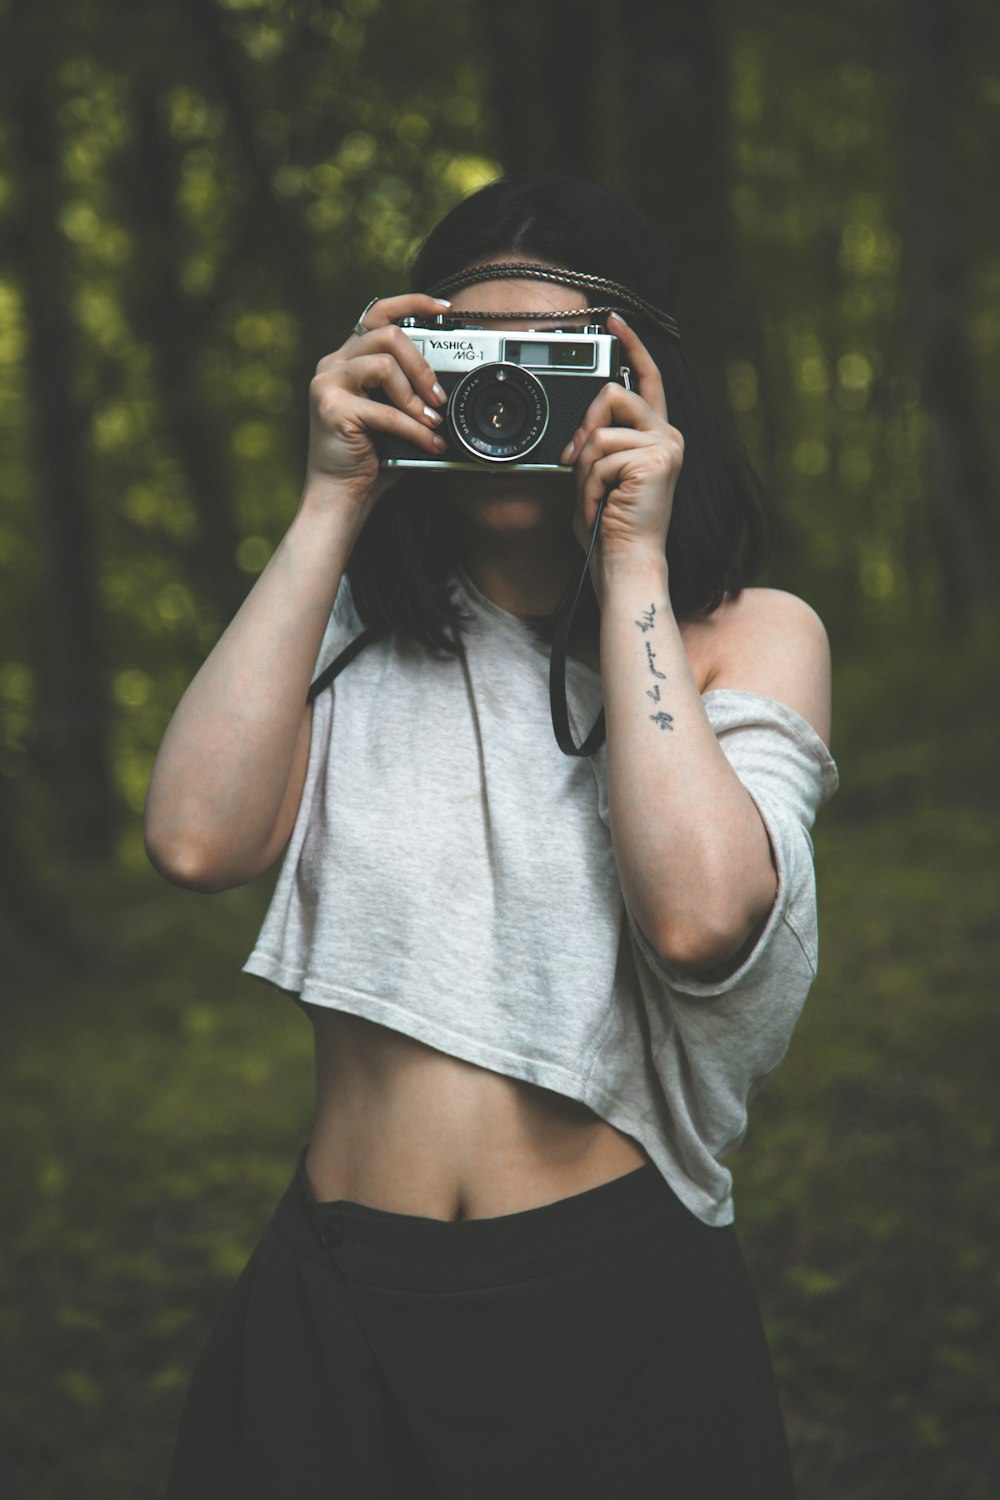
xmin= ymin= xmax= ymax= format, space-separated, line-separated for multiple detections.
xmin=144 ymin=484 xmax=361 ymax=889
xmin=599 ymin=553 xmax=777 ymax=972
xmin=145 ymin=279 xmax=457 ymax=891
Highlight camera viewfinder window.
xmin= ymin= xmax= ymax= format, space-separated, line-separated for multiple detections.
xmin=502 ymin=341 xmax=597 ymax=370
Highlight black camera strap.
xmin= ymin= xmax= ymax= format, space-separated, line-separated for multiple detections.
xmin=306 ymin=495 xmax=610 ymax=758
xmin=306 ymin=626 xmax=381 ymax=704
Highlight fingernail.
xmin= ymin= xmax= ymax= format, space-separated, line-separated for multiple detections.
xmin=561 ymin=438 xmax=575 ymax=462
xmin=433 ymin=298 xmax=452 ymax=307
xmin=433 ymin=434 xmax=447 ymax=451
xmin=432 ymin=382 xmax=446 ymax=404
xmin=609 ymin=312 xmax=628 ymax=328
xmin=423 ymin=404 xmax=442 ymax=425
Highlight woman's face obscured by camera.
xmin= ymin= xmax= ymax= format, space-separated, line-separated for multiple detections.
xmin=436 ymin=260 xmax=587 ymax=542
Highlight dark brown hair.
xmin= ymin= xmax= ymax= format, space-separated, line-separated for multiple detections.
xmin=346 ymin=174 xmax=771 ymax=655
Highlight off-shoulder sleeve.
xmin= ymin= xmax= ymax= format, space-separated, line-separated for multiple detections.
xmin=623 ymin=688 xmax=839 ymax=1162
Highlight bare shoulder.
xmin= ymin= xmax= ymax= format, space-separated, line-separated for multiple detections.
xmin=682 ymin=588 xmax=832 ymax=744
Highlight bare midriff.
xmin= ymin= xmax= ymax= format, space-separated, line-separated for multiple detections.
xmin=302 ymin=1006 xmax=654 ymax=1222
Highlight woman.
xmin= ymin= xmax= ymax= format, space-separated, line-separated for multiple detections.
xmin=147 ymin=175 xmax=837 ymax=1499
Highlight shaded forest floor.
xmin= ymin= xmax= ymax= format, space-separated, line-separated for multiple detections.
xmin=2 ymin=629 xmax=998 ymax=1500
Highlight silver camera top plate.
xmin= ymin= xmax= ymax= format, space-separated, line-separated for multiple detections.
xmin=396 ymin=323 xmax=619 ymax=378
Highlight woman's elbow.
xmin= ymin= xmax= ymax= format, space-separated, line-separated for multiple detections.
xmin=143 ymin=804 xmax=251 ymax=892
xmin=144 ymin=828 xmax=234 ymax=893
xmin=653 ymin=883 xmax=776 ymax=975
xmin=652 ymin=919 xmax=747 ymax=975
xmin=144 ymin=792 xmax=292 ymax=892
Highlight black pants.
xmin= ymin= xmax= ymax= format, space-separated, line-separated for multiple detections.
xmin=167 ymin=1150 xmax=795 ymax=1499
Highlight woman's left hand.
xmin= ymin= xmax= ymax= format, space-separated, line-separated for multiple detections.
xmin=560 ymin=312 xmax=683 ymax=589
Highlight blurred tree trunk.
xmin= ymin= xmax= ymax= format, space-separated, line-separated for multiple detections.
xmin=619 ymin=0 xmax=750 ymax=417
xmin=898 ymin=0 xmax=999 ymax=618
xmin=181 ymin=0 xmax=323 ymax=330
xmin=0 ymin=778 xmax=85 ymax=960
xmin=181 ymin=0 xmax=331 ymax=422
xmin=476 ymin=0 xmax=604 ymax=176
xmin=115 ymin=92 xmax=245 ymax=620
xmin=474 ymin=0 xmax=765 ymax=428
xmin=9 ymin=80 xmax=119 ymax=861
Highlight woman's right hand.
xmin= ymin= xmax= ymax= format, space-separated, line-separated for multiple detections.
xmin=304 ymin=292 xmax=453 ymax=519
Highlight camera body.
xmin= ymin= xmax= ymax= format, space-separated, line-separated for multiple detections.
xmin=375 ymin=318 xmax=628 ymax=470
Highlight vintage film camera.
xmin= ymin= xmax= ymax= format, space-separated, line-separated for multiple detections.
xmin=376 ymin=317 xmax=631 ymax=470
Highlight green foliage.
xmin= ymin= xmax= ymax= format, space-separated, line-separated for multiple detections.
xmin=0 ymin=0 xmax=501 ymax=859
xmin=1 ymin=0 xmax=998 ymax=853
xmin=1 ymin=875 xmax=310 ymax=1499
xmin=735 ymin=627 xmax=1000 ymax=1498
xmin=1 ymin=1 xmax=998 ymax=1495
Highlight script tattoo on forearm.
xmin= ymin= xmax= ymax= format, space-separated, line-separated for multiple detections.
xmin=635 ymin=603 xmax=674 ymax=731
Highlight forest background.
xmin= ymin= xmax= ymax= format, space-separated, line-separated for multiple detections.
xmin=1 ymin=0 xmax=998 ymax=1496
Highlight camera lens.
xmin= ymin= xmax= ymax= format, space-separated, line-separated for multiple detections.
xmin=470 ymin=387 xmax=526 ymax=439
xmin=449 ymin=364 xmax=549 ymax=462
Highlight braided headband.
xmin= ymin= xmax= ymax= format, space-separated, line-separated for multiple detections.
xmin=422 ymin=262 xmax=681 ymax=341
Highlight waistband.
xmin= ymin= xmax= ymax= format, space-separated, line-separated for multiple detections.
xmin=270 ymin=1147 xmax=705 ymax=1293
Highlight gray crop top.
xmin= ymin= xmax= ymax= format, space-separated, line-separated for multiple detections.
xmin=244 ymin=570 xmax=839 ymax=1227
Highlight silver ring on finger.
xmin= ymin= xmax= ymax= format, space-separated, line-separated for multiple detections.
xmin=352 ymin=297 xmax=380 ymax=337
